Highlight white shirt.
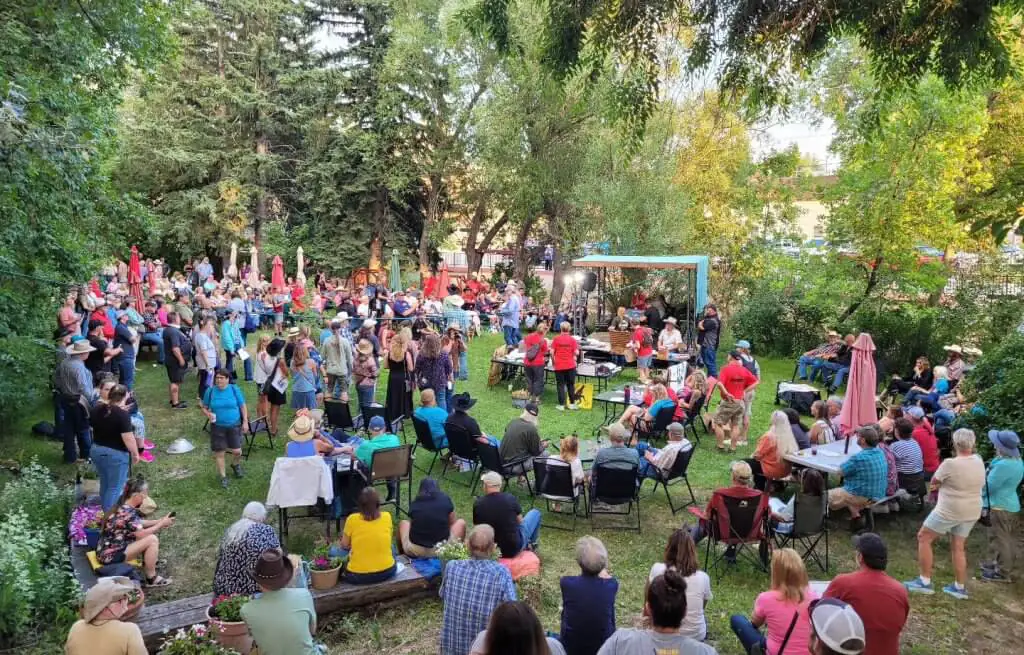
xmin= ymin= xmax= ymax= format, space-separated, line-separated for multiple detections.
xmin=647 ymin=564 xmax=712 ymax=641
xmin=658 ymin=328 xmax=683 ymax=351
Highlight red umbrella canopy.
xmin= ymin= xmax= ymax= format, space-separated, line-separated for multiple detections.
xmin=128 ymin=246 xmax=145 ymax=310
xmin=839 ymin=333 xmax=878 ymax=437
xmin=271 ymin=256 xmax=285 ymax=291
xmin=436 ymin=261 xmax=450 ymax=300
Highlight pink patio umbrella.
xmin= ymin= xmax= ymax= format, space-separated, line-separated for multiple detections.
xmin=127 ymin=246 xmax=145 ymax=311
xmin=838 ymin=332 xmax=878 ymax=452
xmin=435 ymin=261 xmax=450 ymax=300
xmin=271 ymin=255 xmax=286 ymax=292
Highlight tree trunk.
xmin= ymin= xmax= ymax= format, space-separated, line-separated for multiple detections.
xmin=464 ymin=200 xmax=508 ymax=277
xmin=840 ymin=256 xmax=882 ymax=321
xmin=512 ymin=215 xmax=538 ymax=281
xmin=419 ymin=173 xmax=442 ymax=274
xmin=253 ymin=136 xmax=268 ymax=264
xmin=369 ymin=189 xmax=386 ymax=270
xmin=550 ymin=245 xmax=565 ymax=307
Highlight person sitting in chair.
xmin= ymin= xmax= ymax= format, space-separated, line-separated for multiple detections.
xmin=618 ymin=383 xmax=675 ymax=432
xmin=827 ymin=426 xmax=888 ymax=525
xmin=770 ymin=469 xmax=825 ymax=534
xmin=811 ymin=334 xmax=854 ymax=392
xmin=414 ymin=388 xmax=449 ymax=448
xmin=796 ymin=331 xmax=842 ymax=381
xmin=637 ymin=422 xmax=693 ymax=481
xmin=499 ymin=401 xmax=549 ymax=473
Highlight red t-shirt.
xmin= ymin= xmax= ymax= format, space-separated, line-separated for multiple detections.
xmin=91 ymin=309 xmax=114 ymax=339
xmin=632 ymin=327 xmax=653 ymax=357
xmin=550 ymin=334 xmax=579 ymax=371
xmin=719 ymin=362 xmax=757 ymax=400
xmin=912 ymin=421 xmax=940 ymax=473
xmin=523 ymin=332 xmax=549 ymax=366
xmin=824 ymin=569 xmax=909 ymax=655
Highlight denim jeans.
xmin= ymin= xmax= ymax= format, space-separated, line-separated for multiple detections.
xmin=436 ymin=389 xmax=448 ymax=412
xmin=141 ymin=329 xmax=165 ymax=364
xmin=635 ymin=442 xmax=660 ymax=479
xmin=457 ymin=351 xmax=468 ymax=381
xmin=502 ymin=325 xmax=521 ymax=347
xmin=116 ymin=354 xmax=135 ymax=390
xmin=60 ymin=397 xmax=92 ymax=463
xmin=518 ymin=508 xmax=542 ymax=551
xmin=701 ymin=346 xmax=718 ymax=377
xmin=797 ymin=354 xmax=820 ymax=380
xmin=730 ymin=615 xmax=766 ymax=654
xmin=356 ymin=384 xmax=375 ymax=408
xmin=812 ymin=361 xmax=848 ymax=389
xmin=934 ymin=408 xmax=957 ymax=429
xmin=92 ymin=445 xmax=130 ymax=511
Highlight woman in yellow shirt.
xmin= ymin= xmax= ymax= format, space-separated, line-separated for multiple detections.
xmin=341 ymin=487 xmax=397 ymax=584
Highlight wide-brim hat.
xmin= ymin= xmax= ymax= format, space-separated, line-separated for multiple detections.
xmin=81 ymin=576 xmax=137 ymax=623
xmin=943 ymin=344 xmax=963 ymax=354
xmin=446 ymin=322 xmax=463 ymax=332
xmin=988 ymin=429 xmax=1020 ymax=455
xmin=250 ymin=548 xmax=294 ymax=591
xmin=166 ymin=438 xmax=195 ymax=454
xmin=827 ymin=330 xmax=840 ymax=337
xmin=288 ymin=415 xmax=316 ymax=442
xmin=963 ymin=346 xmax=982 ymax=357
xmin=66 ymin=340 xmax=97 ymax=355
xmin=286 ymin=327 xmax=301 ymax=338
xmin=362 ymin=318 xmax=377 ymax=329
xmin=356 ymin=340 xmax=374 ymax=355
xmin=335 ymin=311 xmax=350 ymax=322
xmin=665 ymin=317 xmax=678 ymax=325
xmin=266 ymin=338 xmax=286 ymax=358
xmin=452 ymin=392 xmax=477 ymax=411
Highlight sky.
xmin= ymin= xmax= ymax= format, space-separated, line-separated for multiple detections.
xmin=754 ymin=118 xmax=838 ymax=175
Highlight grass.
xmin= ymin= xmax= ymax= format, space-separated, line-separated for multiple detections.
xmin=4 ymin=331 xmax=1023 ymax=654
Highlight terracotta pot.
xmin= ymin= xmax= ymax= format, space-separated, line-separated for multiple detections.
xmin=309 ymin=565 xmax=341 ymax=590
xmin=205 ymin=606 xmax=253 ymax=655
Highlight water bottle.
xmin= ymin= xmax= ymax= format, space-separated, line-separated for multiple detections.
xmin=624 ymin=385 xmax=631 ymax=404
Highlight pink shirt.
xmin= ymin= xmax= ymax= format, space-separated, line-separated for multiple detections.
xmin=752 ymin=587 xmax=818 ymax=655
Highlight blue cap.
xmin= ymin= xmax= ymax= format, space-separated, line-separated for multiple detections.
xmin=736 ymin=340 xmax=751 ymax=349
xmin=904 ymin=406 xmax=925 ymax=419
xmin=368 ymin=416 xmax=386 ymax=431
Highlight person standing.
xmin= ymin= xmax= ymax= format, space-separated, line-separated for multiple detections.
xmin=712 ymin=351 xmax=759 ymax=450
xmin=55 ymin=340 xmax=98 ymax=462
xmin=162 ymin=311 xmax=192 ymax=409
xmin=629 ymin=318 xmax=655 ymax=385
xmin=522 ymin=321 xmax=549 ymax=404
xmin=414 ymin=332 xmax=453 ymax=412
xmin=200 ymin=368 xmax=249 ymax=489
xmin=697 ymin=304 xmax=721 ymax=377
xmin=220 ymin=309 xmax=245 ymax=381
xmin=194 ymin=317 xmax=219 ymax=402
xmin=498 ymin=282 xmax=522 ymax=347
xmin=735 ymin=339 xmax=760 ymax=443
xmin=979 ymin=430 xmax=1023 ymax=583
xmin=551 ymin=321 xmax=580 ymax=411
xmin=385 ymin=328 xmax=415 ymax=422
xmin=322 ymin=318 xmax=353 ymax=401
xmin=111 ymin=311 xmax=136 ymax=390
xmin=89 ymin=385 xmax=141 ymax=511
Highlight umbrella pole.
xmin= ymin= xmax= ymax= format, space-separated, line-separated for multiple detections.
xmin=844 ymin=433 xmax=851 ymax=454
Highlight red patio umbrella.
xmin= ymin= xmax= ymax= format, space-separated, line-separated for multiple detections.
xmin=271 ymin=255 xmax=286 ymax=292
xmin=435 ymin=261 xmax=450 ymax=300
xmin=839 ymin=332 xmax=878 ymax=451
xmin=128 ymin=246 xmax=145 ymax=310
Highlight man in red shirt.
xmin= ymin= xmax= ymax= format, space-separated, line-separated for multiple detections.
xmin=824 ymin=533 xmax=909 ymax=655
xmin=522 ymin=321 xmax=549 ymax=403
xmin=905 ymin=406 xmax=939 ymax=476
xmin=713 ymin=351 xmax=759 ymax=451
xmin=630 ymin=319 xmax=655 ymax=384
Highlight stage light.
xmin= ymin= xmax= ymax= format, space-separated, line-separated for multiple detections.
xmin=562 ymin=274 xmax=574 ymax=285
xmin=573 ymin=272 xmax=584 ymax=282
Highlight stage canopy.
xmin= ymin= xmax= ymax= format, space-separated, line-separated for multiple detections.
xmin=570 ymin=254 xmax=710 ymax=314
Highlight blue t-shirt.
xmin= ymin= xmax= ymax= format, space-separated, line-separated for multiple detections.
xmin=935 ymin=378 xmax=950 ymax=394
xmin=286 ymin=440 xmax=317 ymax=458
xmin=414 ymin=406 xmax=449 ymax=447
xmin=292 ymin=361 xmax=317 ymax=393
xmin=650 ymin=398 xmax=676 ymax=417
xmin=203 ymin=384 xmax=245 ymax=427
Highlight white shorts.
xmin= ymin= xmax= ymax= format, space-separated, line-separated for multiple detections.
xmin=743 ymin=390 xmax=756 ymax=417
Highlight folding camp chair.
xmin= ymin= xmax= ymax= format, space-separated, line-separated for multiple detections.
xmin=323 ymin=398 xmax=355 ymax=431
xmin=589 ymin=463 xmax=641 ymax=532
xmin=442 ymin=421 xmax=481 ymax=487
xmin=533 ymin=456 xmax=587 ymax=531
xmin=691 ymin=487 xmax=770 ymax=580
xmin=411 ymin=416 xmax=446 ymax=476
xmin=633 ymin=402 xmax=678 ymax=447
xmin=243 ymin=416 xmax=274 ymax=458
xmin=773 ymin=489 xmax=829 ymax=573
xmin=641 ymin=446 xmax=697 ymax=513
xmin=358 ymin=404 xmax=404 ymax=438
xmin=475 ymin=441 xmax=533 ymax=497
xmin=898 ymin=471 xmax=927 ymax=512
xmin=368 ymin=444 xmax=413 ymax=517
xmin=682 ymin=394 xmax=709 ymax=446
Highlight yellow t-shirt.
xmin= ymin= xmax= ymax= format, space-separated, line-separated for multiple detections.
xmin=65 ymin=619 xmax=147 ymax=655
xmin=343 ymin=511 xmax=395 ymax=574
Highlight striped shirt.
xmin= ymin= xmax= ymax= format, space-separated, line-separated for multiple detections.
xmin=890 ymin=438 xmax=924 ymax=474
xmin=54 ymin=357 xmax=97 ymax=403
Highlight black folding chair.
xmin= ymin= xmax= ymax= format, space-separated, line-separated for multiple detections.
xmin=411 ymin=416 xmax=446 ymax=476
xmin=633 ymin=402 xmax=678 ymax=447
xmin=324 ymin=398 xmax=355 ymax=431
xmin=475 ymin=441 xmax=533 ymax=497
xmin=533 ymin=456 xmax=587 ymax=531
xmin=442 ymin=421 xmax=481 ymax=487
xmin=359 ymin=404 xmax=404 ymax=437
xmin=898 ymin=471 xmax=927 ymax=511
xmin=368 ymin=444 xmax=414 ymax=517
xmin=589 ymin=463 xmax=641 ymax=532
xmin=773 ymin=490 xmax=829 ymax=573
xmin=243 ymin=416 xmax=274 ymax=458
xmin=699 ymin=488 xmax=771 ymax=580
xmin=641 ymin=446 xmax=697 ymax=514
xmin=682 ymin=395 xmax=707 ymax=446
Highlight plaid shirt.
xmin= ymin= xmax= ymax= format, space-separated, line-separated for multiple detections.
xmin=439 ymin=559 xmax=516 ymax=655
xmin=840 ymin=446 xmax=889 ymax=500
xmin=810 ymin=342 xmax=841 ymax=358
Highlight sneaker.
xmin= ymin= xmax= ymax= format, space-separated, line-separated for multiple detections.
xmin=231 ymin=463 xmax=245 ymax=479
xmin=568 ymin=403 xmax=579 ymax=411
xmin=171 ymin=402 xmax=189 ymax=410
xmin=904 ymin=577 xmax=934 ymax=594
xmin=556 ymin=405 xmax=565 ymax=412
xmin=942 ymin=583 xmax=969 ymax=600
xmin=978 ymin=570 xmax=1011 ymax=584
xmin=979 ymin=560 xmax=996 ymax=572
xmin=220 ymin=477 xmax=229 ymax=489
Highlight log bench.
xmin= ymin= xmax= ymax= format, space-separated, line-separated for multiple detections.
xmin=71 ymin=545 xmax=431 ymax=652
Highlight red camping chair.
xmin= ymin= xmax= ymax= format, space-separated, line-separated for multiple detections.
xmin=689 ymin=486 xmax=770 ymax=580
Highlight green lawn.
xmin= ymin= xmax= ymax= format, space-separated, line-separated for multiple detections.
xmin=4 ymin=332 xmax=1022 ymax=654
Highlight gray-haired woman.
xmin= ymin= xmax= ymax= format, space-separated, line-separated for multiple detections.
xmin=559 ymin=536 xmax=618 ymax=655
xmin=213 ymin=501 xmax=281 ymax=596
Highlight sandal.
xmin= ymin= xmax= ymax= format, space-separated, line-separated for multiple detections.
xmin=144 ymin=575 xmax=173 ymax=588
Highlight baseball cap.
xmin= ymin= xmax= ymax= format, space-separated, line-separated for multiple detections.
xmin=904 ymin=406 xmax=925 ymax=420
xmin=368 ymin=416 xmax=386 ymax=431
xmin=852 ymin=532 xmax=887 ymax=570
xmin=524 ymin=401 xmax=539 ymax=416
xmin=736 ymin=339 xmax=751 ymax=349
xmin=809 ymin=598 xmax=866 ymax=655
xmin=480 ymin=471 xmax=503 ymax=487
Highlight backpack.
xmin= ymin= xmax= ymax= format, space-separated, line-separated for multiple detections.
xmin=640 ymin=328 xmax=654 ymax=349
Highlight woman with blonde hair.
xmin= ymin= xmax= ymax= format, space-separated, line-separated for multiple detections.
xmin=745 ymin=410 xmax=798 ymax=491
xmin=551 ymin=435 xmax=584 ymax=491
xmin=619 ymin=383 xmax=674 ymax=430
xmin=903 ymin=365 xmax=951 ymax=411
xmin=290 ymin=345 xmax=318 ymax=410
xmin=731 ymin=548 xmax=817 ymax=655
xmin=385 ymin=327 xmax=415 ymax=422
xmin=680 ymin=369 xmax=709 ymax=414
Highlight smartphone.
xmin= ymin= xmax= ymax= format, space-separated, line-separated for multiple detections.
xmin=168 ymin=511 xmax=177 ymax=518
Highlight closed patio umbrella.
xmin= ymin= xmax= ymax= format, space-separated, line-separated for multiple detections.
xmin=227 ymin=243 xmax=238 ymax=280
xmin=127 ymin=246 xmax=144 ymax=310
xmin=247 ymin=247 xmax=260 ymax=287
xmin=271 ymin=256 xmax=285 ymax=291
xmin=839 ymin=332 xmax=878 ymax=451
xmin=389 ymin=249 xmax=402 ymax=293
xmin=296 ymin=246 xmax=306 ymax=286
xmin=436 ymin=261 xmax=449 ymax=300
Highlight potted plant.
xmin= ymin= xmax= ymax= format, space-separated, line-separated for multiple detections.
xmin=205 ymin=594 xmax=253 ymax=654
xmin=83 ymin=514 xmax=103 ymax=550
xmin=309 ymin=540 xmax=343 ymax=590
xmin=122 ymin=585 xmax=146 ymax=620
xmin=157 ymin=624 xmax=238 ymax=654
xmin=434 ymin=540 xmax=471 ymax=572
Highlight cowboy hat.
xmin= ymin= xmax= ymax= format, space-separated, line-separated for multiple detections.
xmin=446 ymin=322 xmax=463 ymax=332
xmin=943 ymin=344 xmax=963 ymax=354
xmin=452 ymin=392 xmax=477 ymax=412
xmin=166 ymin=438 xmax=195 ymax=454
xmin=826 ymin=330 xmax=840 ymax=337
xmin=80 ymin=576 xmax=138 ymax=623
xmin=356 ymin=339 xmax=374 ymax=355
xmin=250 ymin=548 xmax=294 ymax=591
xmin=361 ymin=318 xmax=377 ymax=329
xmin=963 ymin=346 xmax=983 ymax=357
xmin=287 ymin=415 xmax=316 ymax=442
xmin=66 ymin=340 xmax=97 ymax=355
xmin=286 ymin=327 xmax=301 ymax=338
xmin=334 ymin=311 xmax=350 ymax=322
xmin=664 ymin=316 xmax=678 ymax=325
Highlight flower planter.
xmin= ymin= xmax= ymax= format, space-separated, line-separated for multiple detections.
xmin=310 ymin=565 xmax=341 ymax=590
xmin=84 ymin=527 xmax=101 ymax=550
xmin=122 ymin=588 xmax=145 ymax=621
xmin=206 ymin=606 xmax=253 ymax=654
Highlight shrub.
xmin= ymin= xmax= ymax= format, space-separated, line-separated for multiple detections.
xmin=963 ymin=333 xmax=1024 ymax=437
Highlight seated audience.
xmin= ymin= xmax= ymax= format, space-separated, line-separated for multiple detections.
xmin=448 ymin=392 xmax=491 ymax=440
xmin=340 ymin=487 xmax=397 ymax=584
xmin=551 ymin=435 xmax=585 ymax=493
xmin=690 ymin=461 xmax=755 ymax=544
xmin=560 ymin=536 xmax=618 ymax=655
xmin=941 ymin=344 xmax=965 ymax=382
xmin=637 ymin=422 xmax=693 ymax=480
xmin=877 ymin=405 xmax=902 ymax=439
xmin=904 ymin=407 xmax=939 ymax=477
xmin=824 ymin=533 xmax=909 ymax=655
xmin=980 ymin=430 xmax=1023 ymax=583
xmin=770 ymin=469 xmax=825 ymax=534
xmin=619 ymin=383 xmax=675 ymax=431
xmin=648 ymin=529 xmax=712 ymax=642
xmin=65 ymin=576 xmax=146 ymax=655
xmin=905 ymin=429 xmax=986 ymax=599
xmin=440 ymin=525 xmax=517 ymax=655
xmin=827 ymin=426 xmax=887 ymax=522
xmin=902 ymin=365 xmax=950 ymax=411
xmin=96 ymin=476 xmax=174 ymax=588
xmin=730 ymin=548 xmax=818 ymax=655
xmin=679 ymin=370 xmax=709 ymax=418
xmin=796 ymin=331 xmax=842 ymax=381
xmin=337 ymin=415 xmax=401 ymax=497
xmin=592 ymin=423 xmax=640 ymax=483
xmin=500 ymin=401 xmax=548 ymax=472
xmin=885 ymin=356 xmax=933 ymax=400
xmin=891 ymin=418 xmax=925 ymax=486
xmin=826 ymin=398 xmax=843 ymax=437
xmin=782 ymin=408 xmax=811 ymax=450
xmin=213 ymin=501 xmax=281 ymax=597
xmin=474 ymin=471 xmax=542 ymax=558
xmin=808 ymin=400 xmax=836 ymax=444
xmin=811 ymin=333 xmax=854 ymax=392
xmin=471 ymin=601 xmax=566 ymax=655
xmin=414 ymin=388 xmax=449 ymax=448
xmin=744 ymin=410 xmax=797 ymax=490
xmin=241 ymin=548 xmax=320 ymax=655
xmin=808 ymin=599 xmax=867 ymax=655
xmin=598 ymin=569 xmax=716 ymax=654
xmin=285 ymin=413 xmax=327 ymax=457
xmin=399 ymin=478 xmax=466 ymax=558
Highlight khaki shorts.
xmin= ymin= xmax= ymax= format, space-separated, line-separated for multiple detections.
xmin=828 ymin=488 xmax=870 ymax=512
xmin=714 ymin=399 xmax=745 ymax=428
xmin=400 ymin=532 xmax=438 ymax=558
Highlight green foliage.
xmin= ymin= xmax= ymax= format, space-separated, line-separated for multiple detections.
xmin=964 ymin=333 xmax=1024 ymax=435
xmin=489 ymin=262 xmax=544 ymax=305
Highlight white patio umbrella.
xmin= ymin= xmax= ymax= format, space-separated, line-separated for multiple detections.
xmin=247 ymin=247 xmax=260 ymax=287
xmin=296 ymin=246 xmax=306 ymax=286
xmin=227 ymin=243 xmax=238 ymax=280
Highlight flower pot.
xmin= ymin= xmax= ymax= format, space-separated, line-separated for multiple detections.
xmin=122 ymin=588 xmax=145 ymax=621
xmin=310 ymin=565 xmax=341 ymax=590
xmin=205 ymin=606 xmax=253 ymax=654
xmin=84 ymin=527 xmax=101 ymax=550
